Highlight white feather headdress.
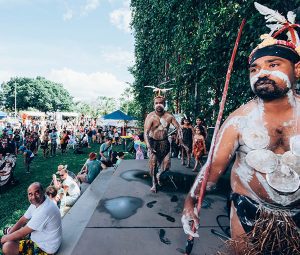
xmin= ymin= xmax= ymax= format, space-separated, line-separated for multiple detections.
xmin=249 ymin=2 xmax=300 ymax=62
xmin=144 ymin=86 xmax=172 ymax=98
xmin=254 ymin=2 xmax=300 ymax=47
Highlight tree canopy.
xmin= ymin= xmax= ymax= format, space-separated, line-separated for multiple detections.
xmin=1 ymin=77 xmax=74 ymax=112
xmin=130 ymin=0 xmax=300 ymax=125
xmin=74 ymin=96 xmax=117 ymax=118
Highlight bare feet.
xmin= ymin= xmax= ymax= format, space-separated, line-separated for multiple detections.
xmin=156 ymin=173 xmax=162 ymax=186
xmin=192 ymin=168 xmax=198 ymax=172
xmin=150 ymin=185 xmax=157 ymax=193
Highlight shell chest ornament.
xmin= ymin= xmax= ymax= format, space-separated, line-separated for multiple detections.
xmin=242 ymin=100 xmax=300 ymax=194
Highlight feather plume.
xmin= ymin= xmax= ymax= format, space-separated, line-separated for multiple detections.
xmin=145 ymin=86 xmax=172 ymax=96
xmin=266 ymin=24 xmax=282 ymax=34
xmin=287 ymin=11 xmax=296 ymax=24
xmin=254 ymin=2 xmax=286 ymax=24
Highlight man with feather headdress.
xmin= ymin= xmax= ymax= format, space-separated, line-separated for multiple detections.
xmin=182 ymin=3 xmax=300 ymax=254
xmin=144 ymin=89 xmax=184 ymax=193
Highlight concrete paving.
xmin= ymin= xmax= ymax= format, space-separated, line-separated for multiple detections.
xmin=59 ymin=159 xmax=230 ymax=255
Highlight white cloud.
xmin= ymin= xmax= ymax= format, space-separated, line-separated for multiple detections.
xmin=81 ymin=0 xmax=100 ymax=15
xmin=63 ymin=8 xmax=74 ymax=21
xmin=101 ymin=48 xmax=134 ymax=67
xmin=0 ymin=70 xmax=15 ymax=84
xmin=109 ymin=0 xmax=131 ymax=33
xmin=47 ymin=68 xmax=127 ymax=101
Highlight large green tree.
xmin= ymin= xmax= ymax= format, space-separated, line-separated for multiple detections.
xmin=1 ymin=77 xmax=74 ymax=112
xmin=74 ymin=96 xmax=117 ymax=118
xmin=119 ymin=87 xmax=139 ymax=117
xmin=130 ymin=0 xmax=300 ymax=125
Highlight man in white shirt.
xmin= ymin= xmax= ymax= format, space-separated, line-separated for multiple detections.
xmin=1 ymin=182 xmax=62 ymax=254
xmin=53 ymin=166 xmax=80 ymax=206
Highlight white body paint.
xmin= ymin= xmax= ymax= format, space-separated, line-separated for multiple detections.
xmin=192 ymin=94 xmax=300 ymax=206
xmin=250 ymin=69 xmax=292 ymax=91
xmin=231 ymin=96 xmax=300 ymax=205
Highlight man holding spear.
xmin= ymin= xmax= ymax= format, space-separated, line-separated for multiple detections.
xmin=182 ymin=3 xmax=300 ymax=254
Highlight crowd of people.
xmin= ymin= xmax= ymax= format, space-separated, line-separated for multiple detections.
xmin=0 ymin=121 xmax=128 ymax=255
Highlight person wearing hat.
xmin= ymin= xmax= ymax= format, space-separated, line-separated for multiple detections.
xmin=77 ymin=152 xmax=101 ymax=184
xmin=182 ymin=3 xmax=300 ymax=254
xmin=19 ymin=146 xmax=34 ymax=173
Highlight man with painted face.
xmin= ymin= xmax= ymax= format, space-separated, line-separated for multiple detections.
xmin=182 ymin=3 xmax=300 ymax=254
xmin=144 ymin=95 xmax=184 ymax=193
xmin=1 ymin=182 xmax=62 ymax=255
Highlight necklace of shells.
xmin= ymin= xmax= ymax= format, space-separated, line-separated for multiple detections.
xmin=243 ymin=96 xmax=300 ymax=194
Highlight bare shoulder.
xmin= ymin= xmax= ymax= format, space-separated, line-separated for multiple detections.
xmin=165 ymin=112 xmax=175 ymax=118
xmin=228 ymin=99 xmax=256 ymax=119
xmin=219 ymin=99 xmax=256 ymax=132
xmin=145 ymin=111 xmax=155 ymax=120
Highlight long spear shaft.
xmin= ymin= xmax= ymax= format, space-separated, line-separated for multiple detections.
xmin=185 ymin=18 xmax=246 ymax=255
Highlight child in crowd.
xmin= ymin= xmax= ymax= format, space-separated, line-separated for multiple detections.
xmin=192 ymin=126 xmax=206 ymax=172
xmin=115 ymin=152 xmax=125 ymax=168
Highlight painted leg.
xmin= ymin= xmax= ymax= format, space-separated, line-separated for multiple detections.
xmin=157 ymin=154 xmax=171 ymax=186
xmin=150 ymin=175 xmax=157 ymax=193
xmin=149 ymin=153 xmax=157 ymax=193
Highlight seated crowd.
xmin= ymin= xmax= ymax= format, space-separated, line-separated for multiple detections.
xmin=0 ymin=122 xmax=130 ymax=255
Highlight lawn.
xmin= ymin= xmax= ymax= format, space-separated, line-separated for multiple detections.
xmin=0 ymin=141 xmax=134 ymax=237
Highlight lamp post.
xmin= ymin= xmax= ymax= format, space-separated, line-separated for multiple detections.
xmin=14 ymin=82 xmax=17 ymax=118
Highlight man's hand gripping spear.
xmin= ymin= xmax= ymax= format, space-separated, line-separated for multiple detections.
xmin=181 ymin=19 xmax=246 ymax=255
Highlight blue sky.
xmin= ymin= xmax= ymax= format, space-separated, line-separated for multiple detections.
xmin=0 ymin=0 xmax=134 ymax=101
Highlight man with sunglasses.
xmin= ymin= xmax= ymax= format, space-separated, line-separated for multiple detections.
xmin=52 ymin=165 xmax=80 ymax=208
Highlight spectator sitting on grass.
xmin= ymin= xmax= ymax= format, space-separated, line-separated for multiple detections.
xmin=52 ymin=165 xmax=80 ymax=207
xmin=1 ymin=182 xmax=62 ymax=255
xmin=114 ymin=152 xmax=125 ymax=169
xmin=99 ymin=137 xmax=113 ymax=168
xmin=77 ymin=152 xmax=101 ymax=184
xmin=46 ymin=186 xmax=59 ymax=205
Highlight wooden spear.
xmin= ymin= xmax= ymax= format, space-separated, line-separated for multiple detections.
xmin=185 ymin=18 xmax=246 ymax=255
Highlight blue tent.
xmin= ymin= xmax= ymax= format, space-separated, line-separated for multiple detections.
xmin=103 ymin=110 xmax=135 ymax=121
xmin=0 ymin=111 xmax=7 ymax=119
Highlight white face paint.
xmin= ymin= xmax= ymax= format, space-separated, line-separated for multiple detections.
xmin=250 ymin=69 xmax=292 ymax=92
xmin=155 ymin=103 xmax=165 ymax=111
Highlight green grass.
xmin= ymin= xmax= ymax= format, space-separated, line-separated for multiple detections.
xmin=0 ymin=141 xmax=134 ymax=236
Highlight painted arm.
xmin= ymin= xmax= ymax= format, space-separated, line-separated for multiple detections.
xmin=144 ymin=114 xmax=153 ymax=150
xmin=182 ymin=116 xmax=239 ymax=237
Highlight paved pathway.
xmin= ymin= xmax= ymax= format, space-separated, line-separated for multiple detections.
xmin=59 ymin=159 xmax=230 ymax=255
